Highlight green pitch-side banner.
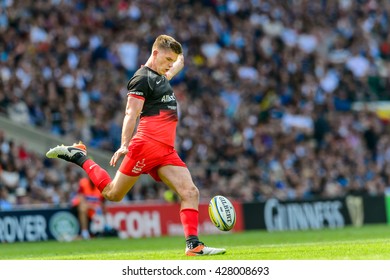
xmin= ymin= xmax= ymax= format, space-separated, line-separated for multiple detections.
xmin=385 ymin=193 xmax=390 ymax=225
xmin=0 ymin=208 xmax=79 ymax=243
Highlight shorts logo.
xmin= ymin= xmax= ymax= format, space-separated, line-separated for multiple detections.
xmin=132 ymin=159 xmax=146 ymax=173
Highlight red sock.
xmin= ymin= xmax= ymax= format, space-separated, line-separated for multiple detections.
xmin=82 ymin=159 xmax=112 ymax=192
xmin=180 ymin=208 xmax=199 ymax=238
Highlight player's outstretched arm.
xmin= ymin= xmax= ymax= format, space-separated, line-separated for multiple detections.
xmin=165 ymin=53 xmax=184 ymax=80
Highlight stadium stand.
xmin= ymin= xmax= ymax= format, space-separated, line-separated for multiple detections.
xmin=1 ymin=0 xmax=390 ymax=208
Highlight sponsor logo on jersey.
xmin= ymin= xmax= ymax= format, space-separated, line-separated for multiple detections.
xmin=161 ymin=95 xmax=176 ymax=102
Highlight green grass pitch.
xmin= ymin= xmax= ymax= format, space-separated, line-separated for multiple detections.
xmin=1 ymin=224 xmax=390 ymax=260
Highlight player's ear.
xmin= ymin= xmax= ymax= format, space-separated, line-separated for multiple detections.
xmin=152 ymin=49 xmax=159 ymax=58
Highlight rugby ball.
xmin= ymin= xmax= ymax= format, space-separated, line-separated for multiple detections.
xmin=208 ymin=195 xmax=236 ymax=231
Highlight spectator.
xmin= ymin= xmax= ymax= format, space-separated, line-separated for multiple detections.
xmin=71 ymin=177 xmax=105 ymax=240
xmin=1 ymin=0 xmax=390 ymax=207
xmin=0 ymin=187 xmax=12 ymax=210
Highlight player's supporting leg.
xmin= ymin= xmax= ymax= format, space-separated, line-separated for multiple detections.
xmin=157 ymin=165 xmax=226 ymax=256
xmin=46 ymin=142 xmax=138 ymax=201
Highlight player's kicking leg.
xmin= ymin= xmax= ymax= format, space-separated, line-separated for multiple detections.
xmin=46 ymin=141 xmax=112 ymax=195
xmin=46 ymin=142 xmax=138 ymax=202
xmin=46 ymin=141 xmax=87 ymax=165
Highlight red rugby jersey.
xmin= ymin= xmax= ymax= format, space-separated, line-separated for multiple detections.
xmin=126 ymin=66 xmax=178 ymax=147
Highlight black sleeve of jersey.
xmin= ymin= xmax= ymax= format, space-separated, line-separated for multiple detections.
xmin=127 ymin=73 xmax=150 ymax=99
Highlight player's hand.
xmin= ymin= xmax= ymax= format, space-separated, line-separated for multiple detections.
xmin=110 ymin=146 xmax=128 ymax=167
xmin=165 ymin=54 xmax=184 ymax=80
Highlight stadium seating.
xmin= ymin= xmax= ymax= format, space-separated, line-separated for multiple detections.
xmin=1 ymin=0 xmax=390 ymax=208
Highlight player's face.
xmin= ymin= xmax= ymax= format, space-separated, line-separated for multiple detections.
xmin=155 ymin=49 xmax=178 ymax=75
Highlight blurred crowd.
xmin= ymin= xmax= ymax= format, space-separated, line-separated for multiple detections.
xmin=1 ymin=0 xmax=390 ymax=209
